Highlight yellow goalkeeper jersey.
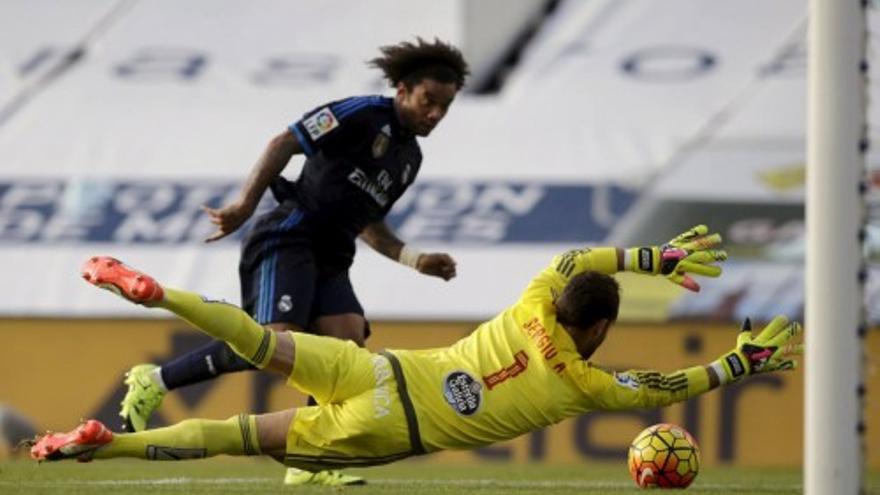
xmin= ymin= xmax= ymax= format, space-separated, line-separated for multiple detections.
xmin=392 ymin=247 xmax=710 ymax=452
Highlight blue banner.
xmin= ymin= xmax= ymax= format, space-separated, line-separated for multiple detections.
xmin=0 ymin=179 xmax=636 ymax=244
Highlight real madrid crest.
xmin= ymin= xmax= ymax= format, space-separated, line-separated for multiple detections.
xmin=372 ymin=124 xmax=392 ymax=158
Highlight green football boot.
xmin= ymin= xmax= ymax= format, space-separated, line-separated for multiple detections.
xmin=283 ymin=467 xmax=366 ymax=486
xmin=119 ymin=363 xmax=166 ymax=431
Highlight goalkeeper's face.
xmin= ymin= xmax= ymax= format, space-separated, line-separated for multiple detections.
xmin=555 ymin=270 xmax=620 ymax=359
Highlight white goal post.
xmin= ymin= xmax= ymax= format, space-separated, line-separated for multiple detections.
xmin=806 ymin=1 xmax=867 ymax=494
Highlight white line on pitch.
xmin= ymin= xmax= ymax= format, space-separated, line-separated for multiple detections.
xmin=0 ymin=477 xmax=802 ymax=491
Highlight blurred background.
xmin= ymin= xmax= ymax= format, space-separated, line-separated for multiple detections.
xmin=0 ymin=0 xmax=877 ymax=468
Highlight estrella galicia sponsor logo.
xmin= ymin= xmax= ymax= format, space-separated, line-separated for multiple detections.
xmin=613 ymin=372 xmax=640 ymax=390
xmin=638 ymin=247 xmax=654 ymax=272
xmin=443 ymin=371 xmax=482 ymax=416
xmin=725 ymin=353 xmax=746 ymax=379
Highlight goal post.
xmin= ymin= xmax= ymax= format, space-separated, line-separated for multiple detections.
xmin=805 ymin=1 xmax=867 ymax=494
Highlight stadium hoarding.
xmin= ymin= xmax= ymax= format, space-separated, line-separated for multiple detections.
xmin=607 ymin=141 xmax=880 ymax=325
xmin=607 ymin=141 xmax=809 ymax=256
xmin=1 ymin=318 xmax=876 ymax=468
xmin=0 ymin=177 xmax=637 ymax=319
xmin=2 ymin=174 xmax=877 ymax=324
xmin=0 ymin=179 xmax=636 ymax=245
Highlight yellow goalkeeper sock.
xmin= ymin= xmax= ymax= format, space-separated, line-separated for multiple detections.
xmin=95 ymin=414 xmax=261 ymax=460
xmin=158 ymin=288 xmax=276 ymax=369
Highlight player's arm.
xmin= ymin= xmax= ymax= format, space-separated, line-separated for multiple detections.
xmin=580 ymin=316 xmax=802 ymax=410
xmin=522 ymin=225 xmax=727 ymax=301
xmin=203 ymin=100 xmax=371 ymax=242
xmin=203 ymin=130 xmax=302 ymax=242
xmin=359 ymin=221 xmax=457 ymax=281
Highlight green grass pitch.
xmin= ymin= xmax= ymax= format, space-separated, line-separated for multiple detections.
xmin=1 ymin=458 xmax=878 ymax=494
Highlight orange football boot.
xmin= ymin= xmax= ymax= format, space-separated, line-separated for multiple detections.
xmin=30 ymin=419 xmax=113 ymax=462
xmin=80 ymin=256 xmax=164 ymax=304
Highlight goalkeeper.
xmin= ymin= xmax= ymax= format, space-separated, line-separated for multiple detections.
xmin=30 ymin=225 xmax=801 ymax=468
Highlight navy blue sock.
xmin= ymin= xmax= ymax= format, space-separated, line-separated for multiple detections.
xmin=160 ymin=339 xmax=256 ymax=391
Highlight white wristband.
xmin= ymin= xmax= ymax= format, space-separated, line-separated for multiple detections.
xmin=709 ymin=360 xmax=730 ymax=385
xmin=623 ymin=249 xmax=633 ymax=271
xmin=398 ymin=245 xmax=423 ymax=269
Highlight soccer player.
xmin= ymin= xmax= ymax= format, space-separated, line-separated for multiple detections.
xmin=118 ymin=38 xmax=468 ymax=486
xmin=30 ymin=226 xmax=803 ymax=470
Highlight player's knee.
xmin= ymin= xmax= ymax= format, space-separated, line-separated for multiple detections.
xmin=314 ymin=315 xmax=366 ymax=347
xmin=338 ymin=326 xmax=366 ymax=347
xmin=255 ymin=409 xmax=295 ymax=455
xmin=329 ymin=327 xmax=364 ymax=347
xmin=262 ymin=330 xmax=295 ymax=376
xmin=266 ymin=322 xmax=303 ymax=333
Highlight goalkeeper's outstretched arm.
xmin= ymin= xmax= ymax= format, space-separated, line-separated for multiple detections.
xmin=521 ymin=225 xmax=727 ymax=303
xmin=577 ymin=316 xmax=802 ymax=411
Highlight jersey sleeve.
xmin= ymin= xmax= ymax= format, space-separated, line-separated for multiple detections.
xmin=574 ymin=362 xmax=712 ymax=410
xmin=519 ymin=247 xmax=620 ymax=303
xmin=288 ymin=99 xmax=372 ymax=157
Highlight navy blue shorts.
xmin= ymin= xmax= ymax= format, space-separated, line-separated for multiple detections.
xmin=239 ymin=207 xmax=364 ymax=329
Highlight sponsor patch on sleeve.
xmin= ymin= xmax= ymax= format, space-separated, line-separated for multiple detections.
xmin=302 ymin=107 xmax=340 ymax=140
xmin=613 ymin=372 xmax=640 ymax=390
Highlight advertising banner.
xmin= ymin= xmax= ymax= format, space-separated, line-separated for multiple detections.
xmin=0 ymin=177 xmax=635 ymax=318
xmin=1 ymin=318 xmax=876 ymax=468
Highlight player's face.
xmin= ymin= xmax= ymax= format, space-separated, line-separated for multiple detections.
xmin=395 ymin=78 xmax=458 ymax=137
xmin=575 ymin=319 xmax=612 ymax=360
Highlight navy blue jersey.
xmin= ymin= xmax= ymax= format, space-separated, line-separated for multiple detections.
xmin=274 ymin=95 xmax=422 ymax=241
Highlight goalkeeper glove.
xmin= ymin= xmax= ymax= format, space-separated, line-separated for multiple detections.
xmin=625 ymin=224 xmax=727 ymax=291
xmin=710 ymin=316 xmax=803 ymax=385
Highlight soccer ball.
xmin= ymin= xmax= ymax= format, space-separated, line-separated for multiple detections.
xmin=627 ymin=423 xmax=700 ymax=489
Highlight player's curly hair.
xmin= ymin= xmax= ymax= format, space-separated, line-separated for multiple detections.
xmin=556 ymin=271 xmax=620 ymax=329
xmin=369 ymin=37 xmax=469 ymax=89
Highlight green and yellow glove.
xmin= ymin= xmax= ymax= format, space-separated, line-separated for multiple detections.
xmin=625 ymin=224 xmax=728 ymax=292
xmin=710 ymin=316 xmax=803 ymax=385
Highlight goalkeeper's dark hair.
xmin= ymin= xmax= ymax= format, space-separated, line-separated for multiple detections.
xmin=369 ymin=38 xmax=469 ymax=90
xmin=556 ymin=271 xmax=620 ymax=329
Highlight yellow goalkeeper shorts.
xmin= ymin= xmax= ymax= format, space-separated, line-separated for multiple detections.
xmin=282 ymin=332 xmax=421 ymax=470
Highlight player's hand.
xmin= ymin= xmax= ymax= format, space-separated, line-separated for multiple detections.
xmin=659 ymin=225 xmax=727 ymax=291
xmin=629 ymin=225 xmax=727 ymax=292
xmin=202 ymin=201 xmax=255 ymax=243
xmin=714 ymin=316 xmax=803 ymax=383
xmin=416 ymin=253 xmax=457 ymax=281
